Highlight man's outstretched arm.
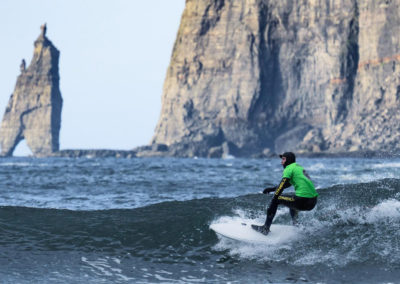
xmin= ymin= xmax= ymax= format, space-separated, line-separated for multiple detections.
xmin=263 ymin=178 xmax=291 ymax=195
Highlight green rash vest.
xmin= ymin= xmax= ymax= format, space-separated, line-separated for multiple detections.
xmin=282 ymin=163 xmax=318 ymax=198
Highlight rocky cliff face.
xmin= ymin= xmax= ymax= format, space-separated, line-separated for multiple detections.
xmin=0 ymin=24 xmax=63 ymax=157
xmin=152 ymin=0 xmax=400 ymax=157
xmin=321 ymin=0 xmax=400 ymax=153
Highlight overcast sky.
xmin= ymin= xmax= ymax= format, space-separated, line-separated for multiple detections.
xmin=0 ymin=1 xmax=185 ymax=156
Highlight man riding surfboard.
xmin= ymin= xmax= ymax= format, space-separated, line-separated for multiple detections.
xmin=252 ymin=152 xmax=318 ymax=235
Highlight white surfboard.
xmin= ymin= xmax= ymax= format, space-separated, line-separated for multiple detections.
xmin=210 ymin=217 xmax=300 ymax=245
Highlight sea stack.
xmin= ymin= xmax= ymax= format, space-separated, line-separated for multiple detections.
xmin=0 ymin=24 xmax=63 ymax=157
xmin=152 ymin=0 xmax=400 ymax=157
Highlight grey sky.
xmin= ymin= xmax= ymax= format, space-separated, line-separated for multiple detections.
xmin=0 ymin=1 xmax=185 ymax=156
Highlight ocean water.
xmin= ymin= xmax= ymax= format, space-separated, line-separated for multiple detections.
xmin=0 ymin=157 xmax=399 ymax=283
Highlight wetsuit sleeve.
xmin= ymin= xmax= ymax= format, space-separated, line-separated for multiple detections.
xmin=274 ymin=178 xmax=291 ymax=197
xmin=262 ymin=187 xmax=276 ymax=194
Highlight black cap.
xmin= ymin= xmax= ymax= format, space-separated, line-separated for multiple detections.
xmin=279 ymin=152 xmax=296 ymax=166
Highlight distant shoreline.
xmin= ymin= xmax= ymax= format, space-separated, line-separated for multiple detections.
xmin=4 ymin=148 xmax=397 ymax=159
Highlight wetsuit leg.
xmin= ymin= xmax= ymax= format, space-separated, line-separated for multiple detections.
xmin=264 ymin=197 xmax=279 ymax=228
xmin=290 ymin=208 xmax=299 ymax=225
xmin=277 ymin=195 xmax=317 ymax=211
xmin=264 ymin=195 xmax=317 ymax=229
xmin=278 ymin=195 xmax=299 ymax=226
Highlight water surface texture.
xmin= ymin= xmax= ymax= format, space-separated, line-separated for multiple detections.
xmin=0 ymin=157 xmax=399 ymax=283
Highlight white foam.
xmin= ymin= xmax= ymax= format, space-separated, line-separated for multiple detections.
xmin=366 ymin=199 xmax=400 ymax=223
xmin=338 ymin=174 xmax=359 ymax=181
xmin=317 ymin=200 xmax=400 ymax=225
xmin=371 ymin=162 xmax=400 ymax=169
xmin=211 ymin=215 xmax=302 ymax=261
xmin=232 ymin=208 xmax=286 ymax=223
xmin=338 ymin=172 xmax=394 ymax=184
xmin=154 ymin=274 xmax=175 ymax=281
xmin=214 ymin=237 xmax=286 ymax=261
xmin=294 ymin=247 xmax=359 ymax=267
xmin=0 ymin=162 xmax=32 ymax=167
xmin=232 ymin=208 xmax=263 ymax=221
xmin=223 ymin=154 xmax=235 ymax=159
xmin=307 ymin=163 xmax=326 ymax=171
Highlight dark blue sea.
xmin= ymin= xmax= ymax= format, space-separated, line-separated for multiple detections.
xmin=0 ymin=157 xmax=399 ymax=283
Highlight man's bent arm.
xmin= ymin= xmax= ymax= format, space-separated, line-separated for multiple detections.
xmin=274 ymin=178 xmax=291 ymax=197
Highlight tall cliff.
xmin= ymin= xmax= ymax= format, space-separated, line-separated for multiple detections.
xmin=0 ymin=24 xmax=63 ymax=157
xmin=152 ymin=0 xmax=400 ymax=157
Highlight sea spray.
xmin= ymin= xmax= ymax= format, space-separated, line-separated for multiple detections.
xmin=0 ymin=157 xmax=399 ymax=282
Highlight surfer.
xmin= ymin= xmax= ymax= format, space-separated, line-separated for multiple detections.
xmin=252 ymin=152 xmax=318 ymax=235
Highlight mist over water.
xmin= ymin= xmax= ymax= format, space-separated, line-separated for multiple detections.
xmin=0 ymin=157 xmax=399 ymax=283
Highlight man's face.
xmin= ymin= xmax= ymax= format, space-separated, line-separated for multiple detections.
xmin=281 ymin=157 xmax=286 ymax=166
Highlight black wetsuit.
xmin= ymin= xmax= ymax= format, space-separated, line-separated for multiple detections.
xmin=265 ymin=178 xmax=317 ymax=228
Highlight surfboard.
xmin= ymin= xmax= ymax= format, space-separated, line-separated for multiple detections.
xmin=210 ymin=217 xmax=300 ymax=245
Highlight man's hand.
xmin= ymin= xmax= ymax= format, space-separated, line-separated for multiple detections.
xmin=262 ymin=187 xmax=276 ymax=194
